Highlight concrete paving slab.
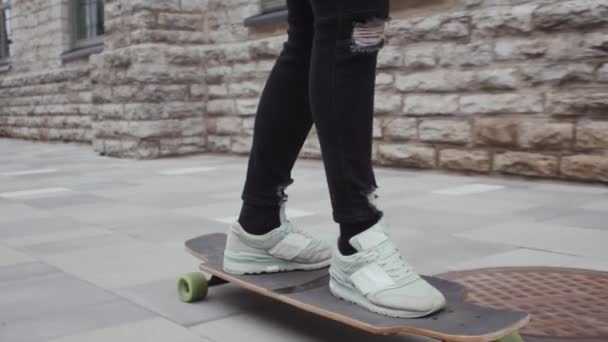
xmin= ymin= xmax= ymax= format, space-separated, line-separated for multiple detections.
xmin=456 ymin=221 xmax=608 ymax=258
xmin=48 ymin=318 xmax=211 ymax=342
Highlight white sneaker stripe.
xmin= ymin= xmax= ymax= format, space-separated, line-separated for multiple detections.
xmin=350 ymin=263 xmax=395 ymax=295
xmin=268 ymin=233 xmax=312 ymax=261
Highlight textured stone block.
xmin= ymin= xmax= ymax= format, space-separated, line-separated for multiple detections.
xmin=599 ymin=64 xmax=608 ymax=82
xmin=395 ymin=70 xmax=474 ymax=92
xmin=437 ymin=42 xmax=493 ymax=67
xmin=403 ymin=95 xmax=459 ymax=115
xmin=576 ymin=121 xmax=608 ymax=149
xmin=377 ymin=46 xmax=404 ymax=68
xmin=231 ymin=136 xmax=252 ymax=154
xmin=561 ymin=154 xmax=608 ymax=182
xmin=158 ymin=13 xmax=202 ymax=31
xmin=389 ymin=13 xmax=470 ymax=43
xmin=228 ymin=81 xmax=264 ymax=97
xmin=419 ymin=120 xmax=471 ymax=144
xmin=461 ymin=94 xmax=543 ymax=114
xmin=472 ymin=4 xmax=536 ymax=36
xmin=495 ymin=152 xmax=558 ymax=177
xmin=382 ymin=117 xmax=417 ymax=140
xmin=403 ymin=44 xmax=436 ymax=68
xmin=548 ymin=93 xmax=608 ymax=115
xmin=494 ymin=37 xmax=548 ymax=61
xmin=210 ymin=117 xmax=242 ymax=135
xmin=440 ymin=149 xmax=491 ymax=172
xmin=374 ymin=93 xmax=403 ymax=114
xmin=208 ymin=135 xmax=231 ymax=152
xmin=532 ymin=0 xmax=608 ymax=31
xmin=235 ymin=99 xmax=259 ymax=116
xmin=207 ymin=100 xmax=235 ymax=116
xmin=378 ymin=144 xmax=436 ymax=168
xmin=520 ymin=63 xmax=594 ymax=85
xmin=475 ymin=118 xmax=519 ymax=147
xmin=518 ymin=121 xmax=573 ymax=150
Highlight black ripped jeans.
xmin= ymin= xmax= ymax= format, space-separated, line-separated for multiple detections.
xmin=241 ymin=0 xmax=389 ymax=225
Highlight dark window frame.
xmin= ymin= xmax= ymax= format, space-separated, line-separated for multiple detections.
xmin=69 ymin=0 xmax=105 ymax=48
xmin=62 ymin=0 xmax=105 ymax=62
xmin=244 ymin=0 xmax=287 ymax=28
xmin=0 ymin=0 xmax=12 ymax=66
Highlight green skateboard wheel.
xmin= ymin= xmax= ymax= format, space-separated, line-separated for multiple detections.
xmin=177 ymin=272 xmax=208 ymax=303
xmin=496 ymin=332 xmax=524 ymax=342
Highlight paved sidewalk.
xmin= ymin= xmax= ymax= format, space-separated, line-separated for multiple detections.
xmin=1 ymin=138 xmax=607 ymax=342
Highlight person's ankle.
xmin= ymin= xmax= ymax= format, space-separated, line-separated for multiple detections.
xmin=338 ymin=214 xmax=382 ymax=256
xmin=238 ymin=203 xmax=281 ymax=236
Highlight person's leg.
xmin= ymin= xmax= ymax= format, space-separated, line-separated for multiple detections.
xmin=223 ymin=0 xmax=333 ymax=275
xmin=309 ymin=0 xmax=387 ymax=254
xmin=239 ymin=0 xmax=315 ymax=235
xmin=310 ymin=0 xmax=446 ymax=318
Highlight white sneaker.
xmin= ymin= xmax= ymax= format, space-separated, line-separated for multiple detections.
xmin=223 ymin=210 xmax=332 ymax=275
xmin=329 ymin=218 xmax=446 ymax=318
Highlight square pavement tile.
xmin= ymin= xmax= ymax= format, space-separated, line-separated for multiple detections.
xmin=383 ymin=193 xmax=539 ymax=217
xmin=116 ymin=279 xmax=273 ymax=326
xmin=0 ymin=262 xmax=59 ymax=286
xmin=0 ymin=244 xmax=35 ymax=266
xmin=386 ymin=228 xmax=515 ymax=275
xmin=383 ymin=206 xmax=499 ymax=234
xmin=0 ymin=203 xmax=54 ymax=223
xmin=50 ymin=202 xmax=169 ymax=225
xmin=0 ymin=299 xmax=153 ymax=342
xmin=47 ymin=318 xmax=211 ymax=342
xmin=543 ymin=209 xmax=608 ymax=231
xmin=0 ymin=216 xmax=101 ymax=241
xmin=190 ymin=299 xmax=434 ymax=342
xmin=16 ymin=193 xmax=111 ymax=210
xmin=449 ymin=248 xmax=608 ymax=272
xmin=455 ymin=221 xmax=608 ymax=258
xmin=40 ymin=236 xmax=199 ymax=289
xmin=107 ymin=215 xmax=224 ymax=244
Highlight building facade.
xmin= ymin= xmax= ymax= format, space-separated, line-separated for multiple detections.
xmin=1 ymin=0 xmax=607 ymax=182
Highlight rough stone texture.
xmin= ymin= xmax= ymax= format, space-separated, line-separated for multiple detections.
xmin=419 ymin=120 xmax=471 ymax=144
xmin=378 ymin=144 xmax=436 ymax=169
xmin=475 ymin=118 xmax=519 ymax=147
xmin=90 ymin=0 xmax=207 ymax=158
xmin=2 ymin=0 xmax=608 ymax=182
xmin=439 ymin=149 xmax=491 ymax=172
xmin=576 ymin=121 xmax=608 ymax=150
xmin=561 ymin=154 xmax=608 ymax=182
xmin=495 ymin=152 xmax=558 ymax=177
xmin=0 ymin=0 xmax=92 ymax=142
xmin=518 ymin=120 xmax=573 ymax=150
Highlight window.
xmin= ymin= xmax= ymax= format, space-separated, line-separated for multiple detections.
xmin=70 ymin=0 xmax=104 ymax=47
xmin=244 ymin=0 xmax=287 ymax=27
xmin=261 ymin=0 xmax=286 ymax=13
xmin=0 ymin=0 xmax=12 ymax=62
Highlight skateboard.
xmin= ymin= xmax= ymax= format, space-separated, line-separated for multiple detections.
xmin=178 ymin=233 xmax=529 ymax=342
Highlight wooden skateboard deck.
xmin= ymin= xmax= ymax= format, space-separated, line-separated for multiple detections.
xmin=183 ymin=233 xmax=529 ymax=342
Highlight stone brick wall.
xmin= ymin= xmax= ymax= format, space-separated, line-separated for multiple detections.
xmin=90 ymin=0 xmax=207 ymax=158
xmin=1 ymin=0 xmax=607 ymax=182
xmin=205 ymin=0 xmax=608 ymax=182
xmin=0 ymin=0 xmax=93 ymax=142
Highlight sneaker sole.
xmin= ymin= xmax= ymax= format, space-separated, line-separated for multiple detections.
xmin=329 ymin=277 xmax=439 ymax=318
xmin=223 ymin=252 xmax=331 ymax=275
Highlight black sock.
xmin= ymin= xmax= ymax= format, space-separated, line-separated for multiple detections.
xmin=238 ymin=203 xmax=281 ymax=236
xmin=338 ymin=214 xmax=382 ymax=256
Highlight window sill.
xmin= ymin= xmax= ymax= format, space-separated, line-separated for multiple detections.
xmin=61 ymin=42 xmax=104 ymax=63
xmin=0 ymin=60 xmax=10 ymax=73
xmin=244 ymin=9 xmax=288 ymax=28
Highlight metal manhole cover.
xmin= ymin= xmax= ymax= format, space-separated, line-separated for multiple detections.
xmin=439 ymin=267 xmax=608 ymax=341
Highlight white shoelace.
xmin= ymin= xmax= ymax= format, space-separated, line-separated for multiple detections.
xmin=375 ymin=241 xmax=417 ymax=283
